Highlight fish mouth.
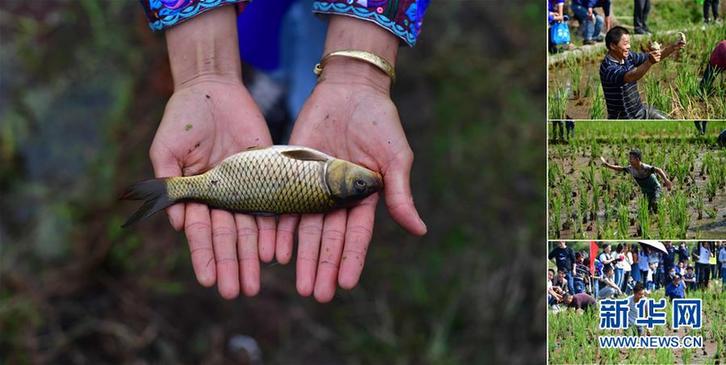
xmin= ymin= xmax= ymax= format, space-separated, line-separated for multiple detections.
xmin=370 ymin=172 xmax=384 ymax=192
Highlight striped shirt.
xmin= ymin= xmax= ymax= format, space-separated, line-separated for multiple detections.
xmin=600 ymin=52 xmax=648 ymax=119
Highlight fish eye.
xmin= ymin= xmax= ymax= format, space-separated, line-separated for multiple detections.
xmin=354 ymin=179 xmax=366 ymax=189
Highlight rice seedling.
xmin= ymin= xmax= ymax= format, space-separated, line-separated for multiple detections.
xmin=643 ymin=77 xmax=671 ymax=115
xmin=617 ymin=205 xmax=629 ymax=239
xmin=566 ymin=57 xmax=582 ymax=99
xmin=549 ymin=83 xmax=568 ymax=120
xmin=589 ymin=81 xmax=604 ymax=119
xmin=637 ymin=197 xmax=650 ymax=238
xmin=551 ymin=194 xmax=563 ymax=239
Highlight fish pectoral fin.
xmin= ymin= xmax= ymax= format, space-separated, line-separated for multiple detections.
xmin=280 ymin=148 xmax=331 ymax=162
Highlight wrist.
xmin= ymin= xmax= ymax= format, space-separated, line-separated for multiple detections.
xmin=319 ymin=57 xmax=392 ymax=94
xmin=319 ymin=15 xmax=398 ymax=93
xmin=165 ymin=6 xmax=242 ymax=90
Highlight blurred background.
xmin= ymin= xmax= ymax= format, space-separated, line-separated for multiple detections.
xmin=0 ymin=1 xmax=545 ymax=364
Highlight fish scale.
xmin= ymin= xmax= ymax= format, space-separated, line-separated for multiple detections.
xmin=121 ymin=145 xmax=383 ymax=227
xmin=167 ymin=146 xmax=336 ymax=214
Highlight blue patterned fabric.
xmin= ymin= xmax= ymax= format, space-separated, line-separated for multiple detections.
xmin=139 ymin=0 xmax=428 ymax=46
xmin=141 ymin=0 xmax=247 ymax=30
xmin=312 ymin=0 xmax=428 ymax=46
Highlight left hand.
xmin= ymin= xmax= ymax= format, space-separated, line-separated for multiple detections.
xmin=664 ymin=180 xmax=673 ymax=190
xmin=277 ymin=61 xmax=427 ymax=303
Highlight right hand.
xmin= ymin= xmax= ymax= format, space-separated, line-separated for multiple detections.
xmin=648 ymin=50 xmax=662 ymax=64
xmin=150 ymin=77 xmax=273 ymax=299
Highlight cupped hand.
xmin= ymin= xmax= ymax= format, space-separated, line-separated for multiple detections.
xmin=149 ymin=77 xmax=275 ymax=299
xmin=276 ymin=73 xmax=427 ymax=303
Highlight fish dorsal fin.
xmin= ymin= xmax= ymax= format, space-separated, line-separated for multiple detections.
xmin=280 ymin=148 xmax=331 ymax=162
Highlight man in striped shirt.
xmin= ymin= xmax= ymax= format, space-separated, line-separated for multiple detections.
xmin=599 ymin=26 xmax=685 ymax=119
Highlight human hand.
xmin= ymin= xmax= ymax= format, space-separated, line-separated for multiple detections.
xmin=587 ymin=8 xmax=594 ymax=20
xmin=648 ymin=50 xmax=662 ymax=64
xmin=277 ymin=63 xmax=426 ymax=303
xmin=150 ymin=78 xmax=274 ymax=299
xmin=664 ymin=180 xmax=673 ymax=190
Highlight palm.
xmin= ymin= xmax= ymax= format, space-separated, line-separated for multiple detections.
xmin=280 ymin=82 xmax=426 ymax=303
xmin=152 ymin=81 xmax=269 ymax=170
xmin=150 ymin=80 xmax=274 ymax=299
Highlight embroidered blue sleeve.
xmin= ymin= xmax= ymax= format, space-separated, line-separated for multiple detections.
xmin=312 ymin=0 xmax=429 ymax=47
xmin=139 ymin=0 xmax=249 ymax=31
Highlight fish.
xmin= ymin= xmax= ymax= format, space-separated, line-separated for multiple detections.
xmin=677 ymin=32 xmax=686 ymax=44
xmin=121 ymin=146 xmax=383 ymax=227
xmin=649 ymin=41 xmax=661 ymax=52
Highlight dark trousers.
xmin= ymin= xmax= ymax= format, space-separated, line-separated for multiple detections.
xmin=565 ymin=120 xmax=575 ymax=139
xmin=696 ymin=262 xmax=711 ymax=289
xmin=704 ymin=0 xmax=720 ymax=22
xmin=634 ymin=0 xmax=651 ymax=32
xmin=552 ymin=120 xmax=564 ymax=141
xmin=695 ymin=121 xmax=708 ymax=135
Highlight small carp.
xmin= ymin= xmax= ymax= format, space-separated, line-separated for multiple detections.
xmin=677 ymin=32 xmax=686 ymax=43
xmin=121 ymin=146 xmax=383 ymax=227
xmin=649 ymin=41 xmax=661 ymax=52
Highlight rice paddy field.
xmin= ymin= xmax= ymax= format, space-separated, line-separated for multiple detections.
xmin=548 ymin=121 xmax=726 ymax=240
xmin=548 ymin=24 xmax=726 ymax=120
xmin=547 ymin=241 xmax=726 ymax=365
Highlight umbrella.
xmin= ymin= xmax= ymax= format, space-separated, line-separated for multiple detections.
xmin=638 ymin=240 xmax=667 ymax=254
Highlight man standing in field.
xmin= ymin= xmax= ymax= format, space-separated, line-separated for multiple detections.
xmin=600 ymin=26 xmax=685 ymax=119
xmin=627 ymin=282 xmax=647 ymax=336
xmin=549 ymin=241 xmax=577 ymax=295
xmin=599 ymin=149 xmax=673 ymax=213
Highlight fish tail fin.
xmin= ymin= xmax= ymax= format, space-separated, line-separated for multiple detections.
xmin=120 ymin=178 xmax=175 ymax=228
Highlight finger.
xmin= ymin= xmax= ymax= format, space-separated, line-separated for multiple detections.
xmin=235 ymin=213 xmax=260 ymax=296
xmin=383 ymin=156 xmax=427 ymax=236
xmin=276 ymin=214 xmax=299 ymax=264
xmin=149 ymin=145 xmax=184 ymax=230
xmin=211 ymin=209 xmax=239 ymax=299
xmin=314 ymin=210 xmax=347 ymax=303
xmin=338 ymin=194 xmax=378 ymax=289
xmin=296 ymin=214 xmax=324 ymax=296
xmin=184 ymin=203 xmax=215 ymax=287
xmin=256 ymin=216 xmax=277 ymax=263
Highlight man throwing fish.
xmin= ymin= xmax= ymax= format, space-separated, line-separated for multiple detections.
xmin=600 ymin=149 xmax=673 ymax=213
xmin=600 ymin=26 xmax=686 ymax=119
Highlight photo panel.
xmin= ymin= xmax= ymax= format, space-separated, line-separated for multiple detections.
xmin=548 ymin=120 xmax=726 ymax=240
xmin=548 ymin=0 xmax=726 ymax=120
xmin=547 ymin=240 xmax=725 ymax=364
